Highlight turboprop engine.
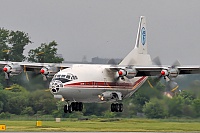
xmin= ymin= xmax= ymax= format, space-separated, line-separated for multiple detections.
xmin=160 ymin=68 xmax=179 ymax=79
xmin=118 ymin=67 xmax=137 ymax=79
xmin=40 ymin=66 xmax=59 ymax=80
xmin=3 ymin=64 xmax=22 ymax=79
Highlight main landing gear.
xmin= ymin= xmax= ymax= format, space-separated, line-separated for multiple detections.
xmin=64 ymin=102 xmax=123 ymax=113
xmin=111 ymin=103 xmax=123 ymax=112
xmin=64 ymin=102 xmax=83 ymax=113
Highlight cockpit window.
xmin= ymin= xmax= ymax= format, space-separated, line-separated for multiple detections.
xmin=61 ymin=75 xmax=65 ymax=78
xmin=52 ymin=73 xmax=78 ymax=83
xmin=56 ymin=75 xmax=61 ymax=78
xmin=54 ymin=78 xmax=71 ymax=83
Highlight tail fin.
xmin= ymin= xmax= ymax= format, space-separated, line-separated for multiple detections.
xmin=135 ymin=16 xmax=147 ymax=54
xmin=119 ymin=16 xmax=152 ymax=66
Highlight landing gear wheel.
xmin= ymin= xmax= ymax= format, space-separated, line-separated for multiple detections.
xmin=78 ymin=102 xmax=83 ymax=111
xmin=111 ymin=103 xmax=115 ymax=112
xmin=110 ymin=103 xmax=123 ymax=112
xmin=119 ymin=103 xmax=123 ymax=112
xmin=68 ymin=105 xmax=72 ymax=113
xmin=64 ymin=105 xmax=68 ymax=113
xmin=64 ymin=102 xmax=84 ymax=113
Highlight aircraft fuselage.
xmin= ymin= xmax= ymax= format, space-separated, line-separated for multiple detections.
xmin=50 ymin=64 xmax=147 ymax=103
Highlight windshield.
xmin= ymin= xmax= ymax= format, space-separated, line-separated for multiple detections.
xmin=52 ymin=73 xmax=78 ymax=83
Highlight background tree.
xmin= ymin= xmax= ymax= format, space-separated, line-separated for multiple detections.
xmin=0 ymin=28 xmax=10 ymax=61
xmin=0 ymin=28 xmax=31 ymax=61
xmin=8 ymin=31 xmax=31 ymax=61
xmin=143 ymin=98 xmax=167 ymax=118
xmin=27 ymin=41 xmax=64 ymax=63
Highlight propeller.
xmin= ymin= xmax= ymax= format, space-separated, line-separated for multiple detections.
xmin=3 ymin=65 xmax=11 ymax=86
xmin=147 ymin=57 xmax=163 ymax=87
xmin=150 ymin=56 xmax=180 ymax=94
xmin=40 ymin=67 xmax=48 ymax=81
xmin=107 ymin=59 xmax=137 ymax=82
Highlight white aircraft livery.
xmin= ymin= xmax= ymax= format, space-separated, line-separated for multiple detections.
xmin=1 ymin=16 xmax=200 ymax=113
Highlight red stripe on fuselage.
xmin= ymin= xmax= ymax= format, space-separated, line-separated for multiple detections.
xmin=63 ymin=76 xmax=146 ymax=89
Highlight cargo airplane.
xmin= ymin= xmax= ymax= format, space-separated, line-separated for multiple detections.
xmin=1 ymin=16 xmax=200 ymax=113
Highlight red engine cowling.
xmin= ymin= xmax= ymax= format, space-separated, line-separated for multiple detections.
xmin=3 ymin=64 xmax=22 ymax=75
xmin=40 ymin=66 xmax=59 ymax=78
xmin=118 ymin=68 xmax=137 ymax=79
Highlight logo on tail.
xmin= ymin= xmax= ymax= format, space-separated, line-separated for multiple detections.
xmin=141 ymin=27 xmax=146 ymax=45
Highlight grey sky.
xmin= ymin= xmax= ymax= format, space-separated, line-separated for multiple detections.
xmin=0 ymin=0 xmax=200 ymax=65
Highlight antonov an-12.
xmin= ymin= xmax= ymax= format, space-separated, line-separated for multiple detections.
xmin=1 ymin=16 xmax=200 ymax=113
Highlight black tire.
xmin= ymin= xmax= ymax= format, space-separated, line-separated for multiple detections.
xmin=111 ymin=103 xmax=115 ymax=112
xmin=75 ymin=102 xmax=79 ymax=111
xmin=119 ymin=103 xmax=123 ymax=112
xmin=71 ymin=102 xmax=75 ymax=111
xmin=115 ymin=103 xmax=119 ymax=112
xmin=64 ymin=105 xmax=68 ymax=113
xmin=78 ymin=102 xmax=83 ymax=111
xmin=68 ymin=105 xmax=72 ymax=113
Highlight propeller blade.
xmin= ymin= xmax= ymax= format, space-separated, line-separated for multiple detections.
xmin=171 ymin=60 xmax=181 ymax=68
xmin=150 ymin=75 xmax=163 ymax=87
xmin=25 ymin=72 xmax=30 ymax=81
xmin=43 ymin=75 xmax=47 ymax=81
xmin=4 ymin=72 xmax=10 ymax=87
xmin=148 ymin=56 xmax=163 ymax=87
xmin=165 ymin=80 xmax=179 ymax=92
xmin=4 ymin=72 xmax=9 ymax=79
xmin=24 ymin=65 xmax=30 ymax=81
xmin=152 ymin=56 xmax=162 ymax=66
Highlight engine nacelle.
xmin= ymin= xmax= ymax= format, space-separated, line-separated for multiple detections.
xmin=118 ymin=68 xmax=137 ymax=79
xmin=3 ymin=64 xmax=22 ymax=75
xmin=98 ymin=91 xmax=122 ymax=101
xmin=40 ymin=66 xmax=59 ymax=78
xmin=126 ymin=68 xmax=137 ymax=79
xmin=169 ymin=68 xmax=179 ymax=78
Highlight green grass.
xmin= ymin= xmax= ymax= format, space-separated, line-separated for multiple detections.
xmin=1 ymin=118 xmax=200 ymax=132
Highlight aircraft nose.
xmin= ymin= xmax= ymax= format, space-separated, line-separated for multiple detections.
xmin=49 ymin=80 xmax=63 ymax=94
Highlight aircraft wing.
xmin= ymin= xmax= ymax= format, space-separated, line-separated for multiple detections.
xmin=107 ymin=65 xmax=200 ymax=77
xmin=0 ymin=61 xmax=72 ymax=80
xmin=0 ymin=61 xmax=72 ymax=70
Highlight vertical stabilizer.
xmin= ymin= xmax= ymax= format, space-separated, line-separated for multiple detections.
xmin=135 ymin=16 xmax=147 ymax=54
xmin=119 ymin=16 xmax=151 ymax=66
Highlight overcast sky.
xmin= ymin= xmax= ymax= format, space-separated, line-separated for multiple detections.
xmin=0 ymin=0 xmax=200 ymax=65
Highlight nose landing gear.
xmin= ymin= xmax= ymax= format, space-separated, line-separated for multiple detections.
xmin=111 ymin=103 xmax=123 ymax=112
xmin=64 ymin=102 xmax=83 ymax=113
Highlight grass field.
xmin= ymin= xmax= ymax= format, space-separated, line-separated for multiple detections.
xmin=1 ymin=118 xmax=200 ymax=132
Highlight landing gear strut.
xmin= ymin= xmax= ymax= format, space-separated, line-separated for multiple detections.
xmin=64 ymin=102 xmax=83 ymax=113
xmin=111 ymin=103 xmax=123 ymax=112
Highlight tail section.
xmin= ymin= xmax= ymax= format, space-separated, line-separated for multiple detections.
xmin=135 ymin=16 xmax=147 ymax=54
xmin=119 ymin=16 xmax=152 ymax=66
